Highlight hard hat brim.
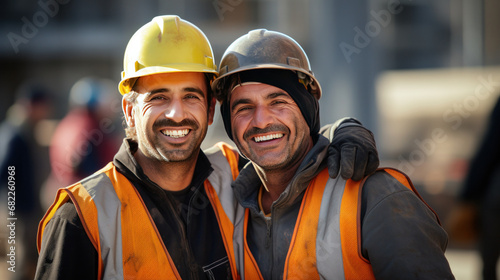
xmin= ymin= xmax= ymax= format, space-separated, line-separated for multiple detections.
xmin=118 ymin=64 xmax=218 ymax=95
xmin=212 ymin=64 xmax=322 ymax=100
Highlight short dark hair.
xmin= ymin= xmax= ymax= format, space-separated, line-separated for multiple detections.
xmin=122 ymin=91 xmax=139 ymax=141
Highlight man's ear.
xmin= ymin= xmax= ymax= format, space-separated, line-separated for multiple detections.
xmin=208 ymin=97 xmax=217 ymax=126
xmin=122 ymin=95 xmax=135 ymax=127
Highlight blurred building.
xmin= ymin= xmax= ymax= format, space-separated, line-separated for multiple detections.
xmin=1 ymin=0 xmax=497 ymax=134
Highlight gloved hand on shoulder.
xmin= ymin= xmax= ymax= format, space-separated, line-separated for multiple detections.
xmin=321 ymin=118 xmax=379 ymax=181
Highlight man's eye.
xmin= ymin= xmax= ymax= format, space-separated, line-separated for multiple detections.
xmin=235 ymin=106 xmax=251 ymax=113
xmin=185 ymin=94 xmax=201 ymax=100
xmin=150 ymin=95 xmax=165 ymax=101
xmin=271 ymin=100 xmax=287 ymax=105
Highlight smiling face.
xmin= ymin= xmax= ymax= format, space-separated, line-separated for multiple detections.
xmin=230 ymin=82 xmax=313 ymax=171
xmin=123 ymin=72 xmax=215 ymax=164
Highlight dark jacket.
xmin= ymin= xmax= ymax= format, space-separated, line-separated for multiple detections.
xmin=233 ymin=135 xmax=454 ymax=279
xmin=35 ymin=139 xmax=232 ymax=280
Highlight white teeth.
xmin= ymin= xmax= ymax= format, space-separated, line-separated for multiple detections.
xmin=254 ymin=133 xmax=284 ymax=143
xmin=162 ymin=129 xmax=189 ymax=138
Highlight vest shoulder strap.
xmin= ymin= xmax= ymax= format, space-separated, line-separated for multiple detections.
xmin=384 ymin=168 xmax=441 ymax=224
xmin=242 ymin=208 xmax=264 ymax=280
xmin=38 ymin=162 xmax=181 ymax=280
xmin=102 ymin=163 xmax=181 ymax=279
xmin=341 ymin=167 xmax=436 ymax=279
xmin=341 ymin=175 xmax=376 ymax=279
xmin=283 ymin=168 xmax=330 ymax=280
xmin=242 ymin=169 xmax=331 ymax=280
xmin=214 ymin=142 xmax=240 ymax=180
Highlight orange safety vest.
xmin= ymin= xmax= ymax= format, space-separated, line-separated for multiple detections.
xmin=241 ymin=168 xmax=438 ymax=280
xmin=37 ymin=142 xmax=241 ymax=280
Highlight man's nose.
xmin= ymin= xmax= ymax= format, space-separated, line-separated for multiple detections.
xmin=251 ymin=105 xmax=275 ymax=128
xmin=164 ymin=99 xmax=187 ymax=122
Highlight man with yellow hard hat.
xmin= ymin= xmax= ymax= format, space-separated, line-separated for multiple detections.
xmin=35 ymin=15 xmax=379 ymax=279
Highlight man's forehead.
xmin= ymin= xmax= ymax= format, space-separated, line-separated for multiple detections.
xmin=135 ymin=72 xmax=207 ymax=91
xmin=230 ymin=82 xmax=291 ymax=100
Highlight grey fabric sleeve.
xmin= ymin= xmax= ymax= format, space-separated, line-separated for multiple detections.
xmin=361 ymin=171 xmax=455 ymax=280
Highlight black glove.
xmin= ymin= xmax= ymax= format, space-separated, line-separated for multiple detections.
xmin=328 ymin=122 xmax=379 ymax=181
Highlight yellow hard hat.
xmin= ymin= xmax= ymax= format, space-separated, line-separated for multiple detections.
xmin=212 ymin=29 xmax=321 ymax=100
xmin=118 ymin=15 xmax=218 ymax=94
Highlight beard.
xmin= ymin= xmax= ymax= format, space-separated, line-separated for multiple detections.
xmin=141 ymin=118 xmax=204 ymax=163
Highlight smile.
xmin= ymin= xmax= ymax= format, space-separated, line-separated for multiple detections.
xmin=161 ymin=129 xmax=190 ymax=138
xmin=254 ymin=133 xmax=284 ymax=143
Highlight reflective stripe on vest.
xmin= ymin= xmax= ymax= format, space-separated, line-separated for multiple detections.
xmin=241 ymin=168 xmax=426 ymax=280
xmin=206 ymin=142 xmax=243 ymax=279
xmin=38 ymin=142 xmax=242 ymax=280
xmin=38 ymin=162 xmax=181 ymax=279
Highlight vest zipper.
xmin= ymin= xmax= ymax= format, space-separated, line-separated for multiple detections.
xmin=265 ymin=217 xmax=272 ymax=249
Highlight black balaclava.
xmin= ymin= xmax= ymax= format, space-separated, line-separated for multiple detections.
xmin=220 ymin=69 xmax=320 ymax=141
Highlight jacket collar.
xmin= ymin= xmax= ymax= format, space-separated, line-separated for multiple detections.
xmin=113 ymin=138 xmax=213 ymax=194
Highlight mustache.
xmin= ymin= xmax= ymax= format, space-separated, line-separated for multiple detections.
xmin=153 ymin=118 xmax=199 ymax=130
xmin=243 ymin=124 xmax=288 ymax=140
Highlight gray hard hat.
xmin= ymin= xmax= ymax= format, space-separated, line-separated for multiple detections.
xmin=212 ymin=29 xmax=321 ymax=101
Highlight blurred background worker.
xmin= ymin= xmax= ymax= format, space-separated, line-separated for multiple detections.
xmin=457 ymin=96 xmax=500 ymax=280
xmin=0 ymin=82 xmax=52 ymax=280
xmin=41 ymin=77 xmax=121 ymax=208
xmin=50 ymin=77 xmax=119 ymax=185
